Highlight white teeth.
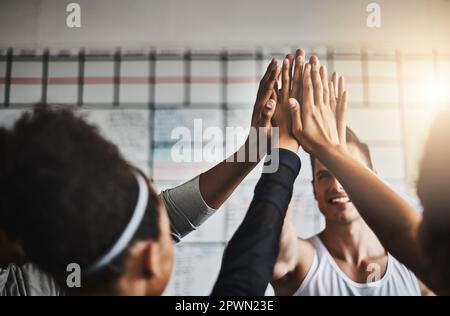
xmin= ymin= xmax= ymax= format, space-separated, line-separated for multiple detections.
xmin=331 ymin=197 xmax=350 ymax=203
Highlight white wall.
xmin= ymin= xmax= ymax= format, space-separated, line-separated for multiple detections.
xmin=1 ymin=0 xmax=450 ymax=50
xmin=1 ymin=0 xmax=449 ymax=296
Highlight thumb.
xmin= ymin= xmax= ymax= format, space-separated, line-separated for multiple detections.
xmin=337 ymin=91 xmax=347 ymax=145
xmin=289 ymin=98 xmax=302 ymax=134
xmin=261 ymin=98 xmax=277 ymax=128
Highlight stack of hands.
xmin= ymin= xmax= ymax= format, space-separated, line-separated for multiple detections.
xmin=250 ymin=48 xmax=349 ymax=159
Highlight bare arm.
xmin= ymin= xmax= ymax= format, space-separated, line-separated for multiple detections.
xmin=271 ymin=208 xmax=315 ymax=296
xmin=198 ymin=143 xmax=260 ymax=209
xmin=272 ymin=209 xmax=300 ymax=281
xmin=199 ymin=59 xmax=281 ymax=209
xmin=315 ymin=146 xmax=427 ymax=279
xmin=164 ymin=60 xmax=281 ymax=242
xmin=418 ymin=279 xmax=435 ymax=296
xmin=288 ymin=55 xmax=432 ymax=289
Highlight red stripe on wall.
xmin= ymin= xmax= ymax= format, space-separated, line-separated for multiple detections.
xmin=5 ymin=75 xmax=402 ymax=86
xmin=47 ymin=77 xmax=79 ymax=85
xmin=83 ymin=77 xmax=118 ymax=84
xmin=10 ymin=77 xmax=42 ymax=85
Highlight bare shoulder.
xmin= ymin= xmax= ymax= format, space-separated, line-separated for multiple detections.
xmin=295 ymin=237 xmax=317 ymax=279
xmin=418 ymin=278 xmax=435 ymax=296
xmin=272 ymin=237 xmax=316 ymax=296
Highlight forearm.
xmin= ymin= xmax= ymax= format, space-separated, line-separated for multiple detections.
xmin=199 ymin=129 xmax=300 ymax=210
xmin=199 ymin=57 xmax=279 ymax=211
xmin=199 ymin=140 xmax=259 ymax=210
xmin=164 ymin=136 xmax=299 ymax=242
xmin=317 ymin=145 xmax=425 ymax=271
xmin=211 ymin=148 xmax=301 ymax=296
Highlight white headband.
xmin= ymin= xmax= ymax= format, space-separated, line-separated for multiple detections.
xmin=86 ymin=172 xmax=149 ymax=274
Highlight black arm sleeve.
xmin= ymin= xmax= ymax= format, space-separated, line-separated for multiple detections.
xmin=210 ymin=148 xmax=301 ymax=296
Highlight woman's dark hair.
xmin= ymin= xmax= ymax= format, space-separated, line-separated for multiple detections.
xmin=1 ymin=105 xmax=160 ymax=294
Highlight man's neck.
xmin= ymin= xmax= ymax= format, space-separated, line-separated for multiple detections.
xmin=319 ymin=217 xmax=386 ymax=266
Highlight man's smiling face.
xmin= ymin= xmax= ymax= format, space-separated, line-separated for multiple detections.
xmin=312 ymin=143 xmax=369 ymax=224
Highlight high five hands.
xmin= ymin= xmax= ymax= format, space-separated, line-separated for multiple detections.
xmin=262 ymin=49 xmax=349 ymax=156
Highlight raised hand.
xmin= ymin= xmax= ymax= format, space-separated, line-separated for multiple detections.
xmin=271 ymin=49 xmax=305 ymax=153
xmin=247 ymin=59 xmax=280 ymax=150
xmin=330 ymin=71 xmax=347 ymax=147
xmin=241 ymin=59 xmax=281 ymax=162
xmin=288 ymin=56 xmax=348 ymax=155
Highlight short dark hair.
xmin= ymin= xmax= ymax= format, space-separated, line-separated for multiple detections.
xmin=310 ymin=127 xmax=373 ymax=179
xmin=1 ymin=105 xmax=161 ymax=294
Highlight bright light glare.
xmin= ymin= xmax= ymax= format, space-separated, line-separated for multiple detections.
xmin=422 ymin=81 xmax=450 ymax=106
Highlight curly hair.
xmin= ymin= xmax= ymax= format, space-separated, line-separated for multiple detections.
xmin=1 ymin=105 xmax=160 ymax=294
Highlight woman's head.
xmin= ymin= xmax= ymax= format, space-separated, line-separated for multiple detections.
xmin=1 ymin=106 xmax=174 ymax=295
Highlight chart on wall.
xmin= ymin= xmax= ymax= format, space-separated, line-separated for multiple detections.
xmin=0 ymin=46 xmax=435 ymax=294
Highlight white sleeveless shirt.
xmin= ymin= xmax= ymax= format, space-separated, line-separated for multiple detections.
xmin=293 ymin=236 xmax=421 ymax=296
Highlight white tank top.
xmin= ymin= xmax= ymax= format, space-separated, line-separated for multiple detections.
xmin=293 ymin=236 xmax=421 ymax=296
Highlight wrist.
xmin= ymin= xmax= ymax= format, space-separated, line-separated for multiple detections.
xmin=277 ymin=135 xmax=300 ymax=154
xmin=238 ymin=138 xmax=265 ymax=165
xmin=315 ymin=142 xmax=349 ymax=165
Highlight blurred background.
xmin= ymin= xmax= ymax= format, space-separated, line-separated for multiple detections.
xmin=1 ymin=0 xmax=450 ymax=295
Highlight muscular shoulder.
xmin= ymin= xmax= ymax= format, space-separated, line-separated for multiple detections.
xmin=272 ymin=237 xmax=316 ymax=296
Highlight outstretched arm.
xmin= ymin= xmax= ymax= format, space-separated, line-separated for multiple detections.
xmin=271 ymin=51 xmax=316 ymax=291
xmin=211 ymin=55 xmax=303 ymax=296
xmin=288 ymin=56 xmax=431 ymax=289
xmin=199 ymin=59 xmax=281 ymax=209
xmin=162 ymin=60 xmax=281 ymax=241
xmin=210 ymin=147 xmax=301 ymax=296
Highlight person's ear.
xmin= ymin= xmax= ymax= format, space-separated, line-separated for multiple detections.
xmin=144 ymin=241 xmax=162 ymax=278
